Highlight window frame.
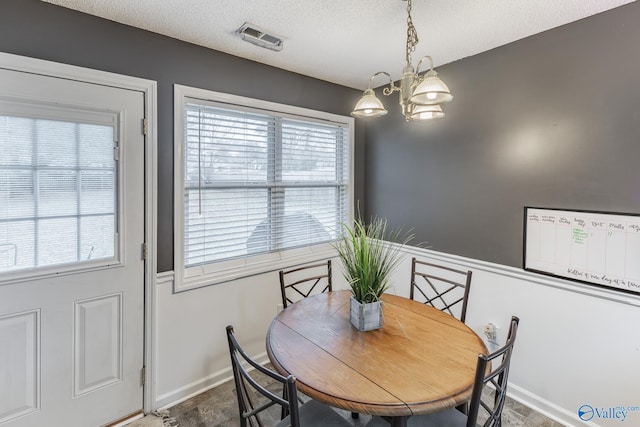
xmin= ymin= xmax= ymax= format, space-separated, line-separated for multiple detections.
xmin=0 ymin=98 xmax=124 ymax=285
xmin=173 ymin=85 xmax=354 ymax=292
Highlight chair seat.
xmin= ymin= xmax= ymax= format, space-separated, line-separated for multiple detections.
xmin=367 ymin=408 xmax=468 ymax=427
xmin=276 ymin=399 xmax=352 ymax=427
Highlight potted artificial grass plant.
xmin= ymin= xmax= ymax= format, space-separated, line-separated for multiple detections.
xmin=334 ymin=216 xmax=412 ymax=331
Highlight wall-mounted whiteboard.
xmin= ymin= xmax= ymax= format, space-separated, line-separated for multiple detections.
xmin=524 ymin=207 xmax=640 ymax=295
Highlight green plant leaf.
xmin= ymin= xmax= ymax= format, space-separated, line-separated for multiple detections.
xmin=333 ymin=216 xmax=413 ymax=304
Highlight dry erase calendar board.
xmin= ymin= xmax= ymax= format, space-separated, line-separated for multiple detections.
xmin=524 ymin=207 xmax=640 ymax=295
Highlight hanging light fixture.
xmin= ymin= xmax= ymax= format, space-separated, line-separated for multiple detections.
xmin=351 ymin=0 xmax=453 ymax=121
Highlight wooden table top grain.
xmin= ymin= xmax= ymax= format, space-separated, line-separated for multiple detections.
xmin=266 ymin=290 xmax=488 ymax=426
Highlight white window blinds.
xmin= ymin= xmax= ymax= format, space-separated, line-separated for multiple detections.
xmin=0 ymin=113 xmax=116 ymax=274
xmin=183 ymin=101 xmax=350 ymax=267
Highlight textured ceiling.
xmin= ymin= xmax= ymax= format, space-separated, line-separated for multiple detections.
xmin=42 ymin=0 xmax=636 ymax=90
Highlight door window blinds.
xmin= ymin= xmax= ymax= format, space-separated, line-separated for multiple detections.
xmin=0 ymin=113 xmax=116 ymax=274
xmin=183 ymin=102 xmax=349 ymax=267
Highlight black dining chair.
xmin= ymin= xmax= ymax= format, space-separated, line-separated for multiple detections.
xmin=279 ymin=260 xmax=332 ymax=308
xmin=366 ymin=316 xmax=520 ymax=427
xmin=278 ymin=261 xmax=360 ymax=420
xmin=226 ymin=325 xmax=351 ymax=427
xmin=410 ymin=257 xmax=473 ymax=322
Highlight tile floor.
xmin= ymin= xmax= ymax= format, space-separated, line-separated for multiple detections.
xmin=165 ymin=371 xmax=566 ymax=427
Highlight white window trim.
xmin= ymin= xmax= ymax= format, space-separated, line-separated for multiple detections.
xmin=173 ymin=84 xmax=354 ymax=292
xmin=0 ymin=100 xmax=124 ymax=285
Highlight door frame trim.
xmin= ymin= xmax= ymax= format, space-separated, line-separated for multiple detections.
xmin=0 ymin=52 xmax=158 ymax=414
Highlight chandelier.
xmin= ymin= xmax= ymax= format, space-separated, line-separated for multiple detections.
xmin=351 ymin=0 xmax=453 ymax=121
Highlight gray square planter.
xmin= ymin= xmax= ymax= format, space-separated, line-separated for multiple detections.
xmin=349 ymin=296 xmax=383 ymax=331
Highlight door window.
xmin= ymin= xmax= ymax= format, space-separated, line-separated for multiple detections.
xmin=0 ymin=101 xmax=118 ymax=275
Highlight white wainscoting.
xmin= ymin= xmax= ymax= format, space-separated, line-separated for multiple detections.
xmin=153 ymin=270 xmax=295 ymax=409
xmin=389 ymin=247 xmax=640 ymax=427
xmin=154 ymin=248 xmax=640 ymax=426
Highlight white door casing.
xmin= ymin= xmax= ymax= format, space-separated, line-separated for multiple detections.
xmin=0 ymin=59 xmax=151 ymax=426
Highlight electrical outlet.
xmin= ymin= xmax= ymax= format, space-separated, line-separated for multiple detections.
xmin=276 ymin=303 xmax=284 ymax=314
xmin=484 ymin=323 xmax=497 ymax=340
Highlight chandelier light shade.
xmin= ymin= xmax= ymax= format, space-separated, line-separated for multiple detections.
xmin=351 ymin=88 xmax=388 ymax=118
xmin=410 ymin=71 xmax=453 ymax=105
xmin=409 ymin=104 xmax=444 ymax=121
xmin=351 ymin=0 xmax=453 ymax=122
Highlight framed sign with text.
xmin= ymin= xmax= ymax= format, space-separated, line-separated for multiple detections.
xmin=523 ymin=207 xmax=640 ymax=295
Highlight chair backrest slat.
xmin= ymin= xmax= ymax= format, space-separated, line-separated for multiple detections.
xmin=410 ymin=257 xmax=473 ymax=322
xmin=279 ymin=260 xmax=332 ymax=308
xmin=226 ymin=325 xmax=301 ymax=427
xmin=467 ymin=316 xmax=520 ymax=427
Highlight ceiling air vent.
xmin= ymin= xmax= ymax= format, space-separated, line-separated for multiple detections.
xmin=236 ymin=22 xmax=284 ymax=52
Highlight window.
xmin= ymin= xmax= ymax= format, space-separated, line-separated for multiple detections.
xmin=174 ymin=86 xmax=353 ymax=290
xmin=0 ymin=101 xmax=118 ymax=276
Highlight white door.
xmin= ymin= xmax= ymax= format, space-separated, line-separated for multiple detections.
xmin=0 ymin=67 xmax=145 ymax=426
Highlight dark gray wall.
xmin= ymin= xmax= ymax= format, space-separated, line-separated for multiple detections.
xmin=365 ymin=2 xmax=640 ymax=267
xmin=0 ymin=0 xmax=365 ymax=272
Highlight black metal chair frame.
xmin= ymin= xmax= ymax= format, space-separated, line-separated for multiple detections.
xmin=467 ymin=316 xmax=520 ymax=427
xmin=279 ymin=260 xmax=332 ymax=308
xmin=226 ymin=325 xmax=301 ymax=427
xmin=278 ymin=261 xmax=361 ymax=419
xmin=410 ymin=257 xmax=472 ymax=322
xmin=367 ymin=316 xmax=520 ymax=427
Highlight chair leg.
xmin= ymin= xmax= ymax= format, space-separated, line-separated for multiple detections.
xmin=281 ymin=385 xmax=289 ymax=420
xmin=351 ymin=412 xmax=359 ymax=419
xmin=456 ymin=403 xmax=468 ymax=415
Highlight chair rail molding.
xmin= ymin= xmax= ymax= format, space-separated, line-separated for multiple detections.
xmin=156 ymin=271 xmax=174 ymax=287
xmin=396 ymin=244 xmax=640 ymax=308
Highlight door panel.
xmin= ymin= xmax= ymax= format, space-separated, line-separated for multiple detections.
xmin=0 ymin=68 xmax=145 ymax=427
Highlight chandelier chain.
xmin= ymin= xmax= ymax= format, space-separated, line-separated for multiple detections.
xmin=405 ymin=0 xmax=419 ymax=65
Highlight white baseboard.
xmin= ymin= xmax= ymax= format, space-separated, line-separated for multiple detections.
xmin=155 ymin=361 xmax=589 ymax=427
xmin=155 ymin=352 xmax=269 ymax=410
xmin=508 ymin=383 xmax=600 ymax=427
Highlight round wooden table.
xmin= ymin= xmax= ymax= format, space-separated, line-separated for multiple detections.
xmin=266 ymin=290 xmax=488 ymax=427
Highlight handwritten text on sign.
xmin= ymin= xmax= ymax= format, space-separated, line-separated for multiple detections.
xmin=525 ymin=208 xmax=640 ymax=294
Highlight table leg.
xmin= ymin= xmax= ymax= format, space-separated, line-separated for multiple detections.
xmin=390 ymin=416 xmax=408 ymax=427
